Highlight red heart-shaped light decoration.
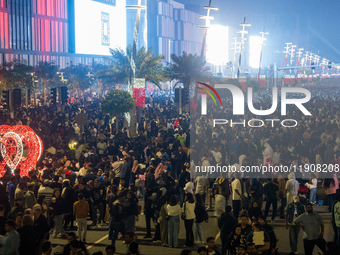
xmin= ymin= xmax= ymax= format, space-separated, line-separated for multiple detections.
xmin=0 ymin=125 xmax=43 ymax=177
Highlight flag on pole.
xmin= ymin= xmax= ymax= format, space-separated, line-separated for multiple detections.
xmin=192 ymin=97 xmax=197 ymax=111
xmin=240 ymin=80 xmax=246 ymax=91
xmin=259 ymin=75 xmax=266 ymax=88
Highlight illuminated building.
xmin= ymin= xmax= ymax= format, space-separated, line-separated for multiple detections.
xmin=0 ymin=0 xmax=205 ymax=68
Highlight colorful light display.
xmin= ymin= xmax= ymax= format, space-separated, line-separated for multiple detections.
xmin=0 ymin=125 xmax=43 ymax=177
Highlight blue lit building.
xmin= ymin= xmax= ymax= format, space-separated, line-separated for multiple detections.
xmin=147 ymin=0 xmax=205 ymax=62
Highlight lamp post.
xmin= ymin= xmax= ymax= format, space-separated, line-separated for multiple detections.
xmin=168 ymin=39 xmax=173 ymax=102
xmin=303 ymin=51 xmax=309 ymax=67
xmin=314 ymin=55 xmax=320 ymax=74
xmin=27 ymin=72 xmax=38 ymax=107
xmin=309 ymin=52 xmax=314 ymax=72
xmin=289 ymin=45 xmax=296 ymax=65
xmin=197 ymin=0 xmax=218 ymax=58
xmin=296 ymin=48 xmax=304 ymax=74
xmin=126 ymin=0 xmax=147 ymax=91
xmin=258 ymin=28 xmax=269 ymax=79
xmin=283 ymin=43 xmax=292 ymax=74
xmin=231 ymin=37 xmax=241 ymax=78
xmin=237 ymin=17 xmax=251 ymax=78
xmin=322 ymin=58 xmax=328 ymax=75
xmin=289 ymin=45 xmax=296 ymax=74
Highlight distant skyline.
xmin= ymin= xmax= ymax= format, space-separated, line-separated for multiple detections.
xmin=176 ymin=0 xmax=340 ymax=63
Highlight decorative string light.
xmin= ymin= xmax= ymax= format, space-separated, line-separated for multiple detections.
xmin=0 ymin=125 xmax=43 ymax=177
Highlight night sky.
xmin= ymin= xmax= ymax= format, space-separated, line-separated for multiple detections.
xmin=178 ymin=0 xmax=340 ymax=63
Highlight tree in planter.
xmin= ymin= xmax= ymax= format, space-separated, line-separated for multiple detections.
xmin=101 ymin=89 xmax=135 ymax=131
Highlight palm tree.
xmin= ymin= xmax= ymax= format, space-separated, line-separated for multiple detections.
xmin=169 ymin=52 xmax=212 ymax=89
xmin=96 ymin=46 xmax=167 ymax=88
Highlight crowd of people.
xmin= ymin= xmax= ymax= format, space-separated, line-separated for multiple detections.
xmin=0 ymin=82 xmax=339 ymax=255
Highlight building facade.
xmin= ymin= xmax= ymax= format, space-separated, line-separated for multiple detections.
xmin=0 ymin=0 xmax=205 ymax=68
xmin=148 ymin=0 xmax=205 ymax=63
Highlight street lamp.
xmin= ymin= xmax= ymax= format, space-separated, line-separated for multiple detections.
xmin=126 ymin=0 xmax=147 ymax=91
xmin=232 ymin=37 xmax=242 ymax=77
xmin=309 ymin=52 xmax=314 ymax=66
xmin=289 ymin=45 xmax=296 ymax=66
xmin=296 ymin=48 xmax=303 ymax=75
xmin=258 ymin=28 xmax=269 ymax=79
xmin=303 ymin=51 xmax=309 ymax=67
xmin=197 ymin=0 xmax=218 ymax=58
xmin=237 ymin=17 xmax=251 ymax=78
xmin=313 ymin=55 xmax=319 ymax=73
xmin=283 ymin=43 xmax=292 ymax=74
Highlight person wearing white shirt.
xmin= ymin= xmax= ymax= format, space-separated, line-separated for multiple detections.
xmin=214 ymin=187 xmax=228 ymax=218
xmin=184 ymin=182 xmax=194 ymax=194
xmin=231 ymin=174 xmax=243 ymax=219
xmin=211 ymin=148 xmax=222 ymax=165
xmin=272 ymin=147 xmax=281 ymax=165
xmin=74 ymin=144 xmax=84 ymax=160
xmin=97 ymin=140 xmax=107 ymax=157
xmin=286 ymin=172 xmax=299 ymax=205
xmin=167 ymin=195 xmax=181 ymax=248
xmin=195 ymin=176 xmax=209 ymax=203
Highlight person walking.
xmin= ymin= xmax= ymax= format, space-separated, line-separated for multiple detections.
xmin=285 ymin=195 xmax=305 ymax=255
xmin=194 ymin=194 xmax=206 ymax=244
xmin=158 ymin=195 xmax=168 ymax=247
xmin=110 ymin=193 xmax=126 ymax=246
xmin=263 ymin=178 xmax=279 ymax=222
xmin=0 ymin=220 xmax=20 ymax=255
xmin=294 ymin=203 xmax=327 ymax=255
xmin=231 ymin=174 xmax=242 ymax=219
xmin=167 ymin=195 xmax=181 ymax=248
xmin=124 ymin=191 xmax=138 ymax=232
xmin=218 ymin=205 xmax=237 ymax=255
xmin=286 ymin=173 xmax=299 ymax=205
xmin=73 ymin=193 xmax=90 ymax=242
xmin=249 ymin=177 xmax=263 ymax=208
xmin=277 ymin=173 xmax=287 ymax=219
xmin=49 ymin=188 xmax=65 ymax=238
xmin=33 ymin=206 xmax=50 ymax=255
xmin=182 ymin=193 xmax=195 ymax=247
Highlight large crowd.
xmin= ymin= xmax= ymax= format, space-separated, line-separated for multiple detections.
xmin=0 ymin=82 xmax=339 ymax=255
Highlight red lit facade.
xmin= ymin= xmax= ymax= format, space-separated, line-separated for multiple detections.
xmin=0 ymin=0 xmax=103 ymax=68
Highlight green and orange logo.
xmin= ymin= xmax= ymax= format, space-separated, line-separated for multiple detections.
xmin=192 ymin=82 xmax=222 ymax=111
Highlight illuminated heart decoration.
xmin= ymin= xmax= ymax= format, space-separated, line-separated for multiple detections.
xmin=0 ymin=125 xmax=43 ymax=177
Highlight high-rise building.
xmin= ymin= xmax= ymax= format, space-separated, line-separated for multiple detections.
xmin=0 ymin=0 xmax=205 ymax=68
xmin=148 ymin=0 xmax=205 ymax=63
